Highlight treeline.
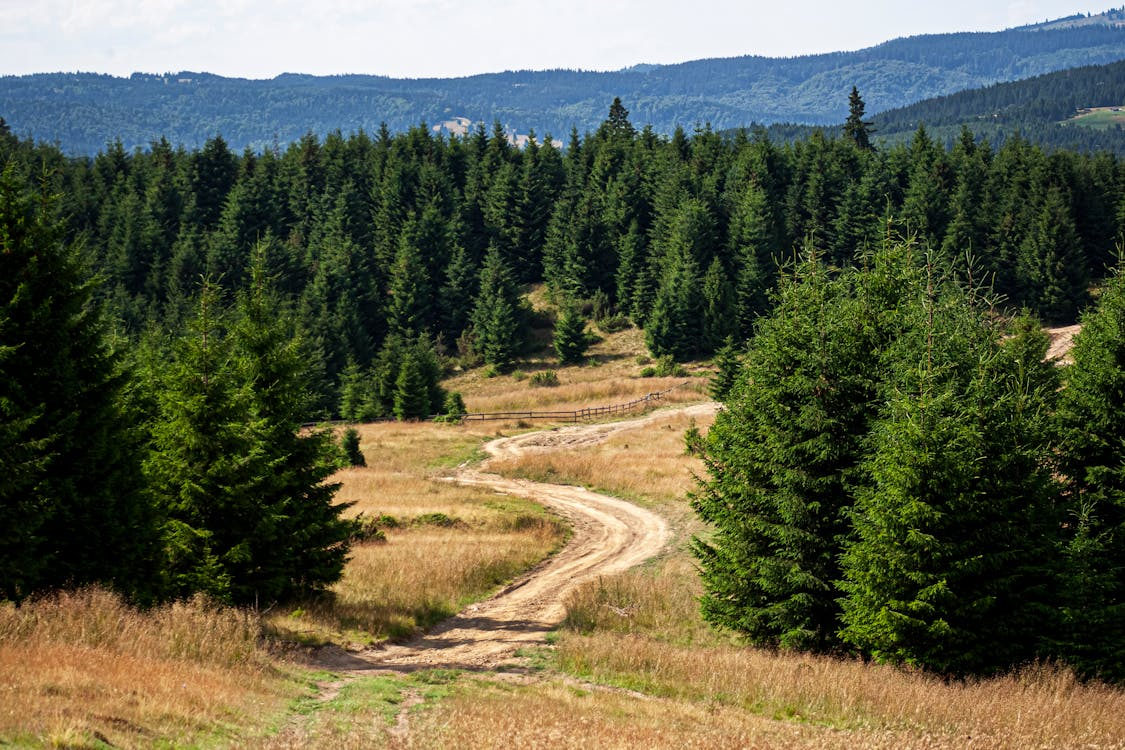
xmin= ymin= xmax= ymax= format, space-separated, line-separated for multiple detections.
xmin=0 ymin=164 xmax=353 ymax=606
xmin=870 ymin=58 xmax=1125 ymax=155
xmin=4 ymin=22 xmax=1124 ymax=155
xmin=695 ymin=243 xmax=1125 ymax=682
xmin=2 ymin=98 xmax=1124 ymax=418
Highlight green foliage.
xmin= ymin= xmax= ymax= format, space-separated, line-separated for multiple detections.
xmin=0 ymin=164 xmax=160 ymax=603
xmin=553 ymin=304 xmax=589 ymax=364
xmin=438 ymin=391 xmax=468 ymax=422
xmin=144 ymin=255 xmax=353 ymax=606
xmin=837 ymin=273 xmax=1063 ymax=675
xmin=471 ymin=245 xmax=525 ymax=369
xmin=709 ymin=338 xmax=743 ymax=401
xmin=691 ymin=252 xmax=885 ymax=651
xmin=843 ymin=86 xmax=875 ymax=151
xmin=694 ymin=243 xmax=1073 ymax=676
xmin=1054 ymin=265 xmax=1125 ymax=680
xmin=529 ymin=370 xmax=560 ymax=387
xmin=341 ymin=428 xmax=366 ymax=467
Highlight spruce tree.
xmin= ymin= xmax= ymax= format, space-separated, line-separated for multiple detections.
xmin=691 ymin=254 xmax=879 ymax=650
xmin=838 ymin=268 xmax=1062 ymax=675
xmin=471 ymin=244 xmax=524 ymax=369
xmin=143 ymin=279 xmax=249 ymax=601
xmin=709 ymin=337 xmax=743 ymax=401
xmin=394 ymin=348 xmax=433 ymax=420
xmin=553 ymin=304 xmax=589 ymax=364
xmin=843 ymin=86 xmax=875 ymax=151
xmin=146 ymin=259 xmax=353 ymax=605
xmin=0 ymin=165 xmax=159 ymax=602
xmin=229 ymin=247 xmax=354 ymax=602
xmin=1054 ymin=265 xmax=1125 ymax=680
xmin=702 ymin=256 xmax=738 ymax=354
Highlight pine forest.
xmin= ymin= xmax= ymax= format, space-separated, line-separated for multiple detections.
xmin=4 ymin=92 xmax=1125 ymax=686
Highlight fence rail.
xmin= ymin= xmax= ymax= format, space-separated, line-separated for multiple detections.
xmin=303 ymin=381 xmax=693 ymax=428
xmin=457 ymin=381 xmax=689 ymax=423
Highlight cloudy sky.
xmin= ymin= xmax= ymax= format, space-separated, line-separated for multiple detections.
xmin=0 ymin=1 xmax=1110 ymax=79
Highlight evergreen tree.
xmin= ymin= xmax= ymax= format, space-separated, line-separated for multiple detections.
xmin=471 ymin=244 xmax=524 ymax=369
xmin=839 ymin=279 xmax=1062 ymax=675
xmin=1016 ymin=185 xmax=1089 ymax=324
xmin=702 ymin=256 xmax=739 ymax=354
xmin=229 ymin=247 xmax=354 ymax=602
xmin=843 ymin=86 xmax=875 ymax=151
xmin=554 ymin=303 xmax=589 ymax=364
xmin=386 ymin=227 xmax=433 ymax=337
xmin=728 ymin=179 xmax=780 ymax=335
xmin=709 ymin=337 xmax=743 ymax=401
xmin=691 ymin=253 xmax=883 ymax=650
xmin=146 ymin=260 xmax=352 ymax=605
xmin=1054 ymin=265 xmax=1125 ymax=680
xmin=645 ymin=242 xmax=703 ymax=361
xmin=393 ymin=347 xmax=433 ymax=420
xmin=0 ymin=165 xmax=160 ymax=602
xmin=143 ymin=279 xmax=249 ymax=601
xmin=341 ymin=427 xmax=366 ymax=467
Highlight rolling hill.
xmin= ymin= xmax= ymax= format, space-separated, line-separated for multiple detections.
xmin=2 ymin=10 xmax=1125 ymax=155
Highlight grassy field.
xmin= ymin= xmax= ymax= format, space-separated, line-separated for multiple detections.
xmin=1064 ymin=106 xmax=1125 ymax=129
xmin=6 ymin=319 xmax=1125 ymax=748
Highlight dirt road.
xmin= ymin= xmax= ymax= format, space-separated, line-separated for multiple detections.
xmin=320 ymin=403 xmax=716 ymax=674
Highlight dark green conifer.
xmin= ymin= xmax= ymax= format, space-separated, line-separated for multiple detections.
xmin=554 ymin=304 xmax=589 ymax=364
xmin=1054 ymin=265 xmax=1125 ymax=680
xmin=0 ymin=164 xmax=160 ymax=602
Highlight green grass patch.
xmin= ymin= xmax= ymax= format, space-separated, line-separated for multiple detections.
xmin=1064 ymin=106 xmax=1125 ymax=130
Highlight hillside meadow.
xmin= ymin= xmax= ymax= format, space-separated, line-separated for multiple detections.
xmin=3 ymin=325 xmax=1125 ymax=748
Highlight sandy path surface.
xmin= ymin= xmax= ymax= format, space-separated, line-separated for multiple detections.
xmin=315 ymin=403 xmax=717 ymax=674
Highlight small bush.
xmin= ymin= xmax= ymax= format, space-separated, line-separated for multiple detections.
xmin=340 ymin=427 xmax=366 ymax=467
xmin=530 ymin=370 xmax=560 ymax=387
xmin=639 ymin=366 xmax=657 ymax=378
xmin=512 ymin=369 xmax=528 ymax=382
xmin=413 ymin=512 xmax=465 ymax=529
xmin=596 ymin=313 xmax=632 ymax=333
xmin=350 ymin=512 xmax=400 ymax=542
xmin=655 ymin=355 xmax=688 ymax=378
xmin=434 ymin=391 xmax=468 ymax=423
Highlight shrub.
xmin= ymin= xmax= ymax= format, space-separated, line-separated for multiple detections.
xmin=340 ymin=427 xmax=366 ymax=467
xmin=530 ymin=370 xmax=560 ymax=387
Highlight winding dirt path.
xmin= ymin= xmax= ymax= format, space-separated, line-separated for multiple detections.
xmin=315 ymin=402 xmax=716 ymax=675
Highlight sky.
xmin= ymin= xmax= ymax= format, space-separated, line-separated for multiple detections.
xmin=0 ymin=1 xmax=1113 ymax=80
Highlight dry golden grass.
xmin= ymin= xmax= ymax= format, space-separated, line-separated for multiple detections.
xmin=488 ymin=409 xmax=715 ymax=507
xmin=554 ymin=634 xmax=1125 ymax=749
xmin=264 ymin=419 xmax=568 ymax=645
xmin=270 ymin=523 xmax=564 ymax=644
xmin=401 ymin=665 xmax=1125 ymax=750
xmin=552 ymin=561 xmax=1125 ymax=748
xmin=0 ymin=588 xmax=298 ymax=748
xmin=399 ymin=678 xmax=829 ymax=749
xmin=445 ymin=325 xmax=710 ymax=421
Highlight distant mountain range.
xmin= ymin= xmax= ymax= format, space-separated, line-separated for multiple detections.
xmin=3 ymin=9 xmax=1125 ymax=155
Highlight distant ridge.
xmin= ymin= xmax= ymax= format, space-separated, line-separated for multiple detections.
xmin=2 ymin=10 xmax=1125 ymax=155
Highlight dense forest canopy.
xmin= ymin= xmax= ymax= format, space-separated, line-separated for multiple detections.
xmin=4 ymin=93 xmax=1125 ymax=681
xmin=1 ymin=96 xmax=1122 ymax=419
xmin=3 ymin=17 xmax=1125 ymax=155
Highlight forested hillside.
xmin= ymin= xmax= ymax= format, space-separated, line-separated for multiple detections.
xmin=4 ymin=91 xmax=1125 ymax=684
xmin=3 ymin=18 xmax=1125 ymax=155
xmin=1 ymin=97 xmax=1121 ymax=419
xmin=869 ymin=57 xmax=1125 ymax=152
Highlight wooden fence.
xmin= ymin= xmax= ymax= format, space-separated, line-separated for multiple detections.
xmin=456 ymin=381 xmax=689 ymax=423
